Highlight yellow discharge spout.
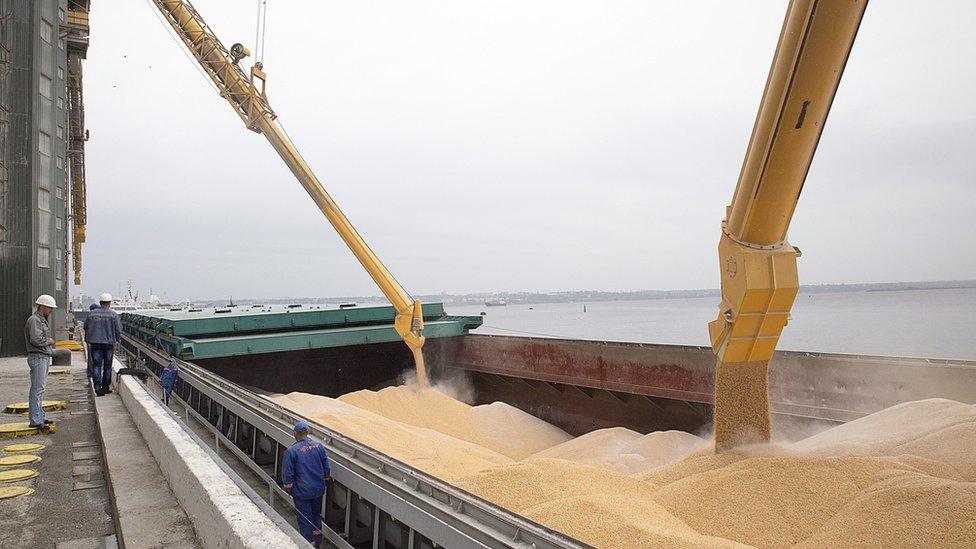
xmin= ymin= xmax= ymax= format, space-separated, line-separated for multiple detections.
xmin=710 ymin=0 xmax=868 ymax=450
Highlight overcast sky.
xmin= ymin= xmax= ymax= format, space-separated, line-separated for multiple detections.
xmin=80 ymin=1 xmax=975 ymax=301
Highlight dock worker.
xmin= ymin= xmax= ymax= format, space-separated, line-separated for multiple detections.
xmin=85 ymin=303 xmax=99 ymax=379
xmin=160 ymin=357 xmax=179 ymax=405
xmin=25 ymin=295 xmax=57 ymax=431
xmin=84 ymin=293 xmax=123 ymax=396
xmin=282 ymin=420 xmax=331 ymax=548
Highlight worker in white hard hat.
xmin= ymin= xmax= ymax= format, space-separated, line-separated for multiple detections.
xmin=24 ymin=295 xmax=57 ymax=430
xmin=84 ymin=293 xmax=123 ymax=396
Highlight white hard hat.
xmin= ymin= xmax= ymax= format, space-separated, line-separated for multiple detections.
xmin=35 ymin=294 xmax=58 ymax=308
xmin=99 ymin=293 xmax=113 ymax=302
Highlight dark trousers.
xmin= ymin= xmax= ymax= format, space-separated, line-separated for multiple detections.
xmin=163 ymin=385 xmax=173 ymax=405
xmin=89 ymin=343 xmax=115 ymax=394
xmin=293 ymin=495 xmax=323 ymax=547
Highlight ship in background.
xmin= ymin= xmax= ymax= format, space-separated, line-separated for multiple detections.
xmin=484 ymin=299 xmax=507 ymax=307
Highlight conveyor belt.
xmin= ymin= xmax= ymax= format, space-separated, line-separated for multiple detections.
xmin=120 ymin=335 xmax=589 ymax=549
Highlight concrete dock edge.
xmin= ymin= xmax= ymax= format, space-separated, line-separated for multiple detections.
xmin=110 ymin=358 xmax=301 ymax=549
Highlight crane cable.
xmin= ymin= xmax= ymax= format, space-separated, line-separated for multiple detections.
xmin=254 ymin=0 xmax=269 ymax=64
xmin=141 ymin=0 xmax=221 ymax=96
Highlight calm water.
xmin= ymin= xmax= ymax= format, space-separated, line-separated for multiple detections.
xmin=449 ymin=288 xmax=976 ymax=360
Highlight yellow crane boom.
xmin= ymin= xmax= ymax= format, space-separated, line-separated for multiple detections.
xmin=709 ymin=0 xmax=868 ymax=449
xmin=149 ymin=0 xmax=430 ymax=384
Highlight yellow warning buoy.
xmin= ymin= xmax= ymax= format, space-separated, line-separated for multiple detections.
xmin=3 ymin=400 xmax=67 ymax=414
xmin=0 ymin=454 xmax=40 ymax=467
xmin=0 ymin=469 xmax=38 ymax=483
xmin=48 ymin=368 xmax=71 ymax=376
xmin=3 ymin=443 xmax=45 ymax=453
xmin=0 ymin=486 xmax=34 ymax=499
xmin=0 ymin=422 xmax=55 ymax=439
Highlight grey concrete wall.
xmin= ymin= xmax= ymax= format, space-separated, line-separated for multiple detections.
xmin=111 ymin=358 xmax=301 ymax=549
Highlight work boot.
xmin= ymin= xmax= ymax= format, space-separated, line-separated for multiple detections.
xmin=43 ymin=419 xmax=54 ymax=425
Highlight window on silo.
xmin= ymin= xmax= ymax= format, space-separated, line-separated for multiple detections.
xmin=57 ymin=126 xmax=65 ymax=139
xmin=39 ymin=131 xmax=52 ymax=156
xmin=38 ymin=188 xmax=51 ymax=211
xmin=40 ymin=74 xmax=52 ymax=99
xmin=59 ymin=8 xmax=66 ymax=23
xmin=38 ymin=188 xmax=52 ymax=249
xmin=41 ymin=20 xmax=53 ymax=43
xmin=38 ymin=247 xmax=51 ymax=268
xmin=58 ymin=67 xmax=65 ymax=80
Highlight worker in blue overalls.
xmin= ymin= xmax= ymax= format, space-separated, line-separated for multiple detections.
xmin=160 ymin=357 xmax=179 ymax=405
xmin=282 ymin=420 xmax=331 ymax=547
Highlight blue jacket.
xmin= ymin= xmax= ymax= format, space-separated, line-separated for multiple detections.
xmin=161 ymin=364 xmax=179 ymax=389
xmin=282 ymin=438 xmax=331 ymax=500
xmin=84 ymin=307 xmax=123 ymax=345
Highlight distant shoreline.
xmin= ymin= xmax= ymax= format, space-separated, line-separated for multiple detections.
xmin=179 ymin=280 xmax=976 ymax=308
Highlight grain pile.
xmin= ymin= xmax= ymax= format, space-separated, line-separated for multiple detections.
xmin=271 ymin=388 xmax=976 ymax=548
xmin=531 ymin=427 xmax=708 ymax=474
xmin=338 ymin=386 xmax=572 ymax=459
xmin=272 ymin=391 xmax=511 ymax=482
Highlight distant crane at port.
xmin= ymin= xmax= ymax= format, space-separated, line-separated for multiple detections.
xmin=146 ymin=0 xmax=430 ymax=385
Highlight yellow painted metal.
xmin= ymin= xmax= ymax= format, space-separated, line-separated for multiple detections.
xmin=55 ymin=339 xmax=85 ymax=351
xmin=0 ymin=423 xmax=55 ymax=439
xmin=0 ymin=486 xmax=34 ymax=499
xmin=2 ymin=443 xmax=45 ymax=453
xmin=0 ymin=455 xmax=41 ymax=467
xmin=708 ymin=236 xmax=800 ymax=363
xmin=0 ymin=469 xmax=39 ymax=483
xmin=3 ymin=401 xmax=66 ymax=414
xmin=48 ymin=369 xmax=71 ymax=376
xmin=150 ymin=0 xmax=428 ymax=381
xmin=711 ymin=0 xmax=867 ymax=364
xmin=710 ymin=0 xmax=867 ymax=450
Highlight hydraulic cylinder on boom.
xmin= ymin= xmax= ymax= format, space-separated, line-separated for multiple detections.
xmin=709 ymin=0 xmax=868 ymax=450
xmin=148 ymin=0 xmax=430 ymax=385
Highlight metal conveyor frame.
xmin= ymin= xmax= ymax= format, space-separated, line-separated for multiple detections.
xmin=120 ymin=335 xmax=589 ymax=549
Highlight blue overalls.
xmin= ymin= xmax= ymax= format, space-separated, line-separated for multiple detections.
xmin=160 ymin=362 xmax=179 ymax=405
xmin=282 ymin=438 xmax=331 ymax=546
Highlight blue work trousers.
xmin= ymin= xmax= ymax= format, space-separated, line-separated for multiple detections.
xmin=90 ymin=343 xmax=115 ymax=394
xmin=27 ymin=354 xmax=51 ymax=426
xmin=293 ymin=495 xmax=324 ymax=547
xmin=163 ymin=386 xmax=174 ymax=405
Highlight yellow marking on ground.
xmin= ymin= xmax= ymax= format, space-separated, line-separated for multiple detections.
xmin=0 ymin=423 xmax=55 ymax=439
xmin=3 ymin=400 xmax=67 ymax=414
xmin=2 ymin=443 xmax=45 ymax=453
xmin=48 ymin=368 xmax=71 ymax=376
xmin=0 ymin=486 xmax=34 ymax=499
xmin=0 ymin=454 xmax=41 ymax=467
xmin=0 ymin=469 xmax=38 ymax=483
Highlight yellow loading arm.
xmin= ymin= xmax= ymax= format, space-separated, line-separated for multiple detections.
xmin=149 ymin=0 xmax=429 ymax=383
xmin=709 ymin=0 xmax=867 ymax=448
